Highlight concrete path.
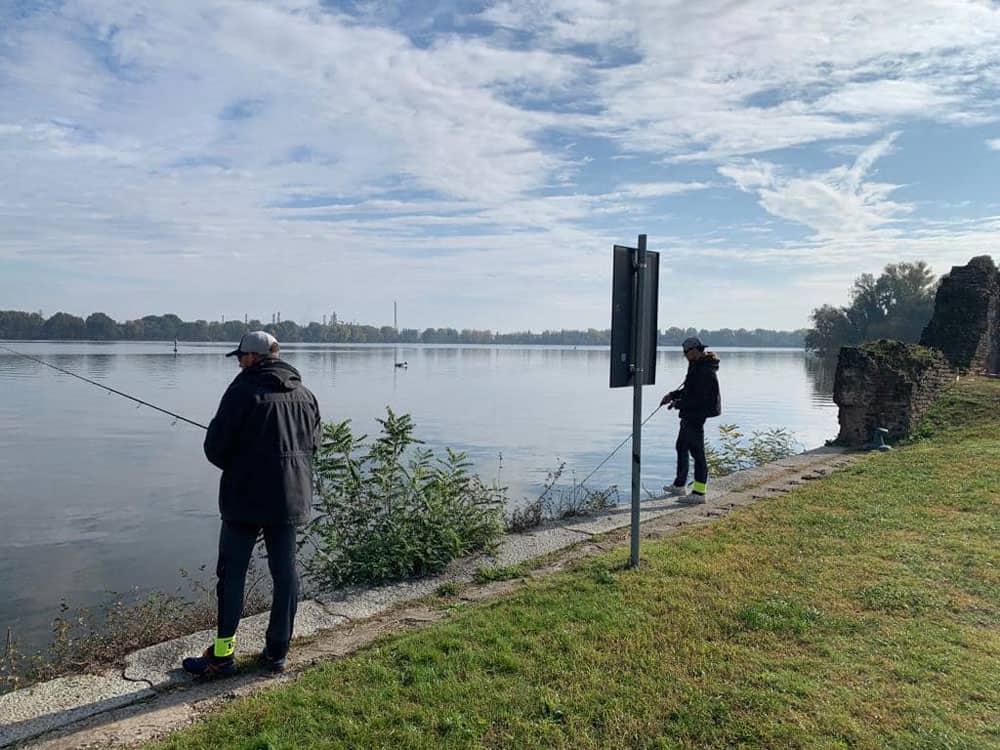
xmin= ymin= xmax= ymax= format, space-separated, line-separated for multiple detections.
xmin=2 ymin=447 xmax=858 ymax=749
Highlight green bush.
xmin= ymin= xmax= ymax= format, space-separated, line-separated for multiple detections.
xmin=304 ymin=408 xmax=506 ymax=589
xmin=705 ymin=423 xmax=799 ymax=477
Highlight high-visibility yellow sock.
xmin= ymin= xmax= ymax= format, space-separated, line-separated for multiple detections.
xmin=693 ymin=481 xmax=707 ymax=494
xmin=214 ymin=636 xmax=235 ymax=658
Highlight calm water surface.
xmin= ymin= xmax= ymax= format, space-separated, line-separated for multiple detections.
xmin=0 ymin=342 xmax=836 ymax=650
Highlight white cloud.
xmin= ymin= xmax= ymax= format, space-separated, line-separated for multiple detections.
xmin=988 ymin=138 xmax=1000 ymax=151
xmin=813 ymin=80 xmax=961 ymax=118
xmin=613 ymin=182 xmax=711 ymax=199
xmin=2 ymin=0 xmax=1000 ymax=330
xmin=718 ymin=133 xmax=910 ymax=237
xmin=484 ymin=0 xmax=1000 ymax=159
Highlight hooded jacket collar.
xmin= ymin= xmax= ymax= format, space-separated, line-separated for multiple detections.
xmin=239 ymin=357 xmax=302 ymax=391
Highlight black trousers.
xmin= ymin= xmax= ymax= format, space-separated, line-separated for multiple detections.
xmin=675 ymin=417 xmax=708 ymax=487
xmin=216 ymin=521 xmax=298 ymax=658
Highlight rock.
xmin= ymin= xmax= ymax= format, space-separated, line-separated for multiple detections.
xmin=920 ymin=255 xmax=1000 ymax=372
xmin=833 ymin=340 xmax=952 ymax=446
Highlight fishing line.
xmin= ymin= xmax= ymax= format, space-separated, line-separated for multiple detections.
xmin=576 ymin=403 xmax=664 ymax=488
xmin=0 ymin=344 xmax=208 ymax=430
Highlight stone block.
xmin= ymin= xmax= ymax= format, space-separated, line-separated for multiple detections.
xmin=317 ymin=576 xmax=469 ymax=621
xmin=489 ymin=527 xmax=590 ymax=567
xmin=0 ymin=674 xmax=153 ymax=748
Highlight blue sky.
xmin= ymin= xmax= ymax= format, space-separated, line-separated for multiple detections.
xmin=2 ymin=0 xmax=999 ymax=331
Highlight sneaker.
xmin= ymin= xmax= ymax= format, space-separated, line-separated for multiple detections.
xmin=258 ymin=647 xmax=287 ymax=674
xmin=663 ymin=484 xmax=687 ymax=497
xmin=677 ymin=491 xmax=706 ymax=505
xmin=182 ymin=646 xmax=236 ymax=679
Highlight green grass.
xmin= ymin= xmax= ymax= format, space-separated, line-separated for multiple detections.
xmin=472 ymin=565 xmax=527 ymax=584
xmin=435 ymin=582 xmax=460 ymax=598
xmin=148 ymin=379 xmax=1000 ymax=750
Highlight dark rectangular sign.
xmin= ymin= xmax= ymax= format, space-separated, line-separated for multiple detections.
xmin=610 ymin=245 xmax=659 ymax=388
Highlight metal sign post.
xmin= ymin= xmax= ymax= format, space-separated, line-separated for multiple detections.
xmin=609 ymin=234 xmax=659 ymax=569
xmin=629 ymin=235 xmax=647 ymax=568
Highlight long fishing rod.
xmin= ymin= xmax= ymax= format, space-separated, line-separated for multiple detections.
xmin=0 ymin=344 xmax=208 ymax=430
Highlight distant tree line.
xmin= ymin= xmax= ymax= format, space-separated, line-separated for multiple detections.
xmin=805 ymin=261 xmax=938 ymax=359
xmin=0 ymin=310 xmax=806 ymax=347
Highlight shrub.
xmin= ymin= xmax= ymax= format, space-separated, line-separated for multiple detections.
xmin=706 ymin=424 xmax=800 ymax=477
xmin=304 ymin=408 xmax=506 ymax=589
xmin=506 ymin=461 xmax=619 ymax=533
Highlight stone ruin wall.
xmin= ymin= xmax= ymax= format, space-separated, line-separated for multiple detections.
xmin=833 ymin=342 xmax=953 ymax=446
xmin=833 ymin=255 xmax=999 ymax=447
xmin=920 ymin=255 xmax=1000 ymax=373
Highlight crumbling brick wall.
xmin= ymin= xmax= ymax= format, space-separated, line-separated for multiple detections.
xmin=833 ymin=340 xmax=953 ymax=446
xmin=920 ymin=255 xmax=1000 ymax=373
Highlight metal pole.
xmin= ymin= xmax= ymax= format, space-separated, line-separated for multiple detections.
xmin=630 ymin=234 xmax=647 ymax=568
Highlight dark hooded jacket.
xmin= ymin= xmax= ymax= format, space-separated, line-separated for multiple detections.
xmin=669 ymin=351 xmax=722 ymax=421
xmin=204 ymin=358 xmax=321 ymax=526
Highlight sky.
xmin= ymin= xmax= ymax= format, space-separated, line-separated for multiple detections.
xmin=2 ymin=0 xmax=999 ymax=332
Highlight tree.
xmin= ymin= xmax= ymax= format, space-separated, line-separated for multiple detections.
xmin=804 ymin=305 xmax=858 ymax=354
xmin=41 ymin=312 xmax=87 ymax=339
xmin=85 ymin=312 xmax=120 ymax=339
xmin=805 ymin=261 xmax=937 ymax=358
xmin=0 ymin=310 xmax=44 ymax=339
xmin=866 ymin=262 xmax=937 ymax=342
xmin=0 ymin=308 xmax=809 ymax=347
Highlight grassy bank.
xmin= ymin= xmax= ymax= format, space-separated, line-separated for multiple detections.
xmin=150 ymin=379 xmax=1000 ymax=750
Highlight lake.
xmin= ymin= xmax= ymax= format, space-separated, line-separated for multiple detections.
xmin=0 ymin=342 xmax=837 ymax=651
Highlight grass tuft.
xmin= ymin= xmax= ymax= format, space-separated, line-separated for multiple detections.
xmin=735 ymin=597 xmax=822 ymax=635
xmin=472 ymin=565 xmax=526 ymax=584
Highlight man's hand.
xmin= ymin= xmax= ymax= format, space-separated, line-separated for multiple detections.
xmin=660 ymin=394 xmax=675 ymax=408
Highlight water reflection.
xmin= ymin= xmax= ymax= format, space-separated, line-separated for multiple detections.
xmin=804 ymin=354 xmax=837 ymax=401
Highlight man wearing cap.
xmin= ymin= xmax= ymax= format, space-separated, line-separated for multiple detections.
xmin=182 ymin=331 xmax=321 ymax=678
xmin=660 ymin=336 xmax=721 ymax=504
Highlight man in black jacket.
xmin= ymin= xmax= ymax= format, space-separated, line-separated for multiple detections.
xmin=660 ymin=336 xmax=721 ymax=505
xmin=183 ymin=331 xmax=321 ymax=678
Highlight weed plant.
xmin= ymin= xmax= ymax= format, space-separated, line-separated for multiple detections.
xmin=508 ymin=425 xmax=798 ymax=533
xmin=705 ymin=423 xmax=799 ymax=476
xmin=507 ymin=462 xmax=619 ymax=533
xmin=304 ymin=408 xmax=506 ymax=589
xmin=0 ymin=562 xmax=270 ymax=695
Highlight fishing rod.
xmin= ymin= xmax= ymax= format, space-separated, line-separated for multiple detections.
xmin=0 ymin=344 xmax=209 ymax=430
xmin=576 ymin=403 xmax=664 ymax=488
xmin=573 ymin=376 xmax=686 ymax=488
